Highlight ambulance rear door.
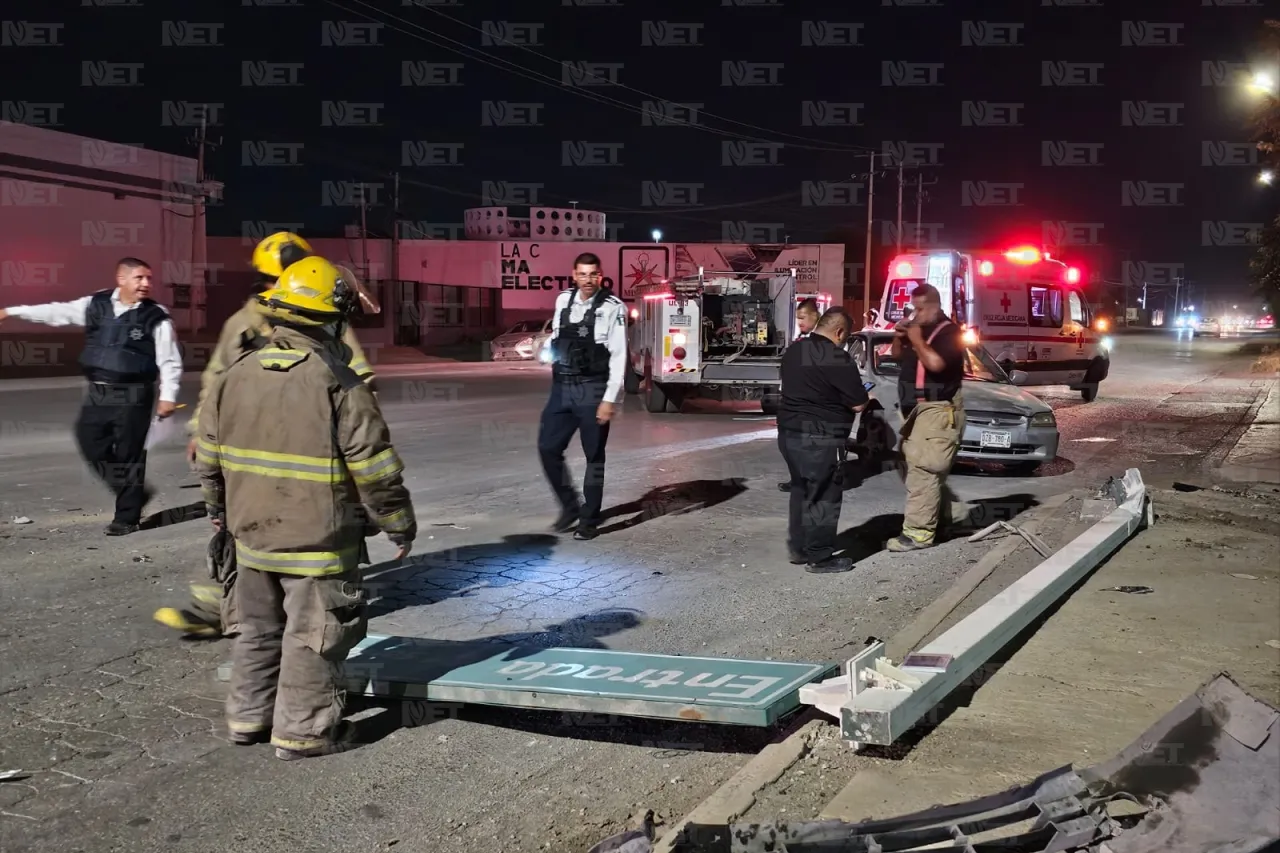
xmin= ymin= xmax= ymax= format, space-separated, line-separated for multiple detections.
xmin=1024 ymin=272 xmax=1073 ymax=386
xmin=975 ymin=264 xmax=1030 ymax=372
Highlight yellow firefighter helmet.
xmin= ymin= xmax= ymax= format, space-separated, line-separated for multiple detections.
xmin=251 ymin=231 xmax=314 ymax=279
xmin=257 ymin=256 xmax=355 ymax=318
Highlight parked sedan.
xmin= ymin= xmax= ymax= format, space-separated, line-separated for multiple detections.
xmin=490 ymin=318 xmax=553 ymax=362
xmin=852 ymin=330 xmax=1060 ymax=472
xmin=1195 ymin=317 xmax=1222 ymax=337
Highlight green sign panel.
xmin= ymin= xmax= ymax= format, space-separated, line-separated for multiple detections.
xmin=220 ymin=634 xmax=836 ymax=727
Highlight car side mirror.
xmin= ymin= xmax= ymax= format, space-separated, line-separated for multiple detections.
xmin=1009 ymin=369 xmax=1029 ymax=385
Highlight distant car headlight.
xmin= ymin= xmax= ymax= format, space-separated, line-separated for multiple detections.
xmin=1029 ymin=411 xmax=1056 ymax=427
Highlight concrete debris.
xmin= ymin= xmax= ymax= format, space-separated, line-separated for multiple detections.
xmin=600 ymin=673 xmax=1278 ymax=853
xmin=10 ymin=516 xmax=32 ymax=524
xmin=1229 ymin=573 xmax=1259 ymax=580
xmin=0 ymin=770 xmax=32 ymax=782
xmin=1100 ymin=586 xmax=1154 ymax=595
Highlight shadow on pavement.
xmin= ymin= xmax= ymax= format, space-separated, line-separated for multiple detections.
xmin=834 ymin=493 xmax=1041 ymax=562
xmin=361 ymin=533 xmax=562 ymax=617
xmin=596 ymin=478 xmax=748 ymax=535
xmin=139 ymin=500 xmax=207 ymax=531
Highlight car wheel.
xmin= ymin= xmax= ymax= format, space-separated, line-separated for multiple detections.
xmin=761 ymin=394 xmax=780 ymax=416
xmin=1080 ymin=383 xmax=1099 ymax=402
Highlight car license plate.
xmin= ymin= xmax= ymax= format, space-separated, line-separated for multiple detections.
xmin=981 ymin=430 xmax=1011 ymax=449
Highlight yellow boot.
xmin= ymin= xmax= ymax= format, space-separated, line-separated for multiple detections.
xmin=153 ymin=583 xmax=224 ymax=637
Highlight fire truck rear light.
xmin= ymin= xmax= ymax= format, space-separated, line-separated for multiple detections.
xmin=671 ymin=332 xmax=687 ymax=346
xmin=978 ymin=260 xmax=994 ymax=276
xmin=629 ymin=308 xmax=639 ymax=318
xmin=1004 ymin=246 xmax=1041 ymax=264
xmin=643 ymin=292 xmax=673 ymax=301
xmin=894 ymin=262 xmax=913 ymax=277
xmin=672 ymin=347 xmax=687 ymax=360
xmin=1065 ymin=266 xmax=1081 ymax=284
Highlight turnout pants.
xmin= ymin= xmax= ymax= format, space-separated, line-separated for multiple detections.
xmin=538 ymin=377 xmax=610 ymax=528
xmin=899 ymin=396 xmax=966 ymax=544
xmin=74 ymin=381 xmax=156 ymax=525
xmin=778 ymin=429 xmax=846 ymax=563
xmin=226 ymin=567 xmax=368 ymax=751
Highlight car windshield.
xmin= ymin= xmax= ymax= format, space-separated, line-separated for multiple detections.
xmin=866 ymin=336 xmax=1008 ymax=384
xmin=505 ymin=320 xmax=543 ymax=334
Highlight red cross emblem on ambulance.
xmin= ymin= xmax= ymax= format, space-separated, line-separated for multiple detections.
xmin=890 ymin=285 xmax=913 ymax=313
xmin=999 ymin=293 xmax=1012 ymax=313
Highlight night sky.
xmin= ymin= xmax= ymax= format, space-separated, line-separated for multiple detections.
xmin=4 ymin=0 xmax=1276 ymax=304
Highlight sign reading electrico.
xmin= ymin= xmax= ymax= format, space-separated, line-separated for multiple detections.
xmin=499 ymin=242 xmax=616 ymax=292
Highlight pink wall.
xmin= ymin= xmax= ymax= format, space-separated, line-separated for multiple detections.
xmin=0 ymin=122 xmax=207 ymax=332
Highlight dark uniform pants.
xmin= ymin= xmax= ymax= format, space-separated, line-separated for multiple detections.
xmin=74 ymin=381 xmax=155 ymax=525
xmin=538 ymin=377 xmax=610 ymax=529
xmin=226 ymin=566 xmax=367 ymax=751
xmin=778 ymin=429 xmax=846 ymax=563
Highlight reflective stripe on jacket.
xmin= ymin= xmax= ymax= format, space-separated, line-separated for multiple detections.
xmin=193 ymin=325 xmax=415 ymax=576
xmin=187 ymin=299 xmax=374 ymax=436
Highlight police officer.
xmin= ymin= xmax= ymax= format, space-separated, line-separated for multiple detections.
xmin=886 ymin=283 xmax=966 ymax=552
xmin=538 ymin=252 xmax=628 ymax=541
xmin=154 ymin=232 xmax=378 ymax=640
xmin=778 ymin=298 xmax=826 ymax=492
xmin=0 ymin=258 xmax=183 ymax=535
xmin=194 ymin=256 xmax=416 ymax=760
xmin=777 ymin=308 xmax=869 ymax=573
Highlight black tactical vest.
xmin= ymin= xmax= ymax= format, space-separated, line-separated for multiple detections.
xmin=551 ymin=288 xmax=612 ymax=381
xmin=79 ymin=290 xmax=167 ymax=384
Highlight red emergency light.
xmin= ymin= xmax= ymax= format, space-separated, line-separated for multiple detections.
xmin=643 ymin=292 xmax=673 ymax=301
xmin=1004 ymin=246 xmax=1041 ymax=264
xmin=1064 ymin=266 xmax=1081 ymax=284
xmin=977 ymin=260 xmax=995 ymax=276
xmin=894 ymin=262 xmax=913 ymax=277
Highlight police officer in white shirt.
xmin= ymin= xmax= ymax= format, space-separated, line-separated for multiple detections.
xmin=538 ymin=252 xmax=628 ymax=541
xmin=0 ymin=258 xmax=184 ymax=535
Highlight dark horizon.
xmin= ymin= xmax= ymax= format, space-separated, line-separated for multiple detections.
xmin=3 ymin=0 xmax=1276 ymax=300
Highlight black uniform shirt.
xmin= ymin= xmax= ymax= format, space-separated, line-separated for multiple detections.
xmin=777 ymin=334 xmax=870 ymax=437
xmin=897 ymin=317 xmax=965 ymax=415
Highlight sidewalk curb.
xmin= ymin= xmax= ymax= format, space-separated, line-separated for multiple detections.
xmin=652 ymin=492 xmax=1080 ymax=850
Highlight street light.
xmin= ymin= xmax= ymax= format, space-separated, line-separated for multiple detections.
xmin=651 ymin=228 xmax=662 ymax=243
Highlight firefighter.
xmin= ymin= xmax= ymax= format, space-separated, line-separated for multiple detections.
xmin=194 ymin=255 xmax=416 ymax=760
xmin=153 ymin=232 xmax=379 ymax=638
xmin=886 ymin=283 xmax=966 ymax=551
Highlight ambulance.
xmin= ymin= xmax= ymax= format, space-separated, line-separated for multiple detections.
xmin=869 ymin=246 xmax=1112 ymax=402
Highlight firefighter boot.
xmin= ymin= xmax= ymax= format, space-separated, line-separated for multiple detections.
xmin=153 ymin=583 xmax=223 ymax=638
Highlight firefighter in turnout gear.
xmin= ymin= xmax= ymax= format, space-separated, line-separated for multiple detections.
xmin=154 ymin=232 xmax=379 ymax=639
xmin=194 ymin=255 xmax=415 ymax=760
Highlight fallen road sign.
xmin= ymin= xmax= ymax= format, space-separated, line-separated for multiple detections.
xmin=218 ymin=635 xmax=837 ymax=727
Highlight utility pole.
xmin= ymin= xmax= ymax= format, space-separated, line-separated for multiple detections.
xmin=359 ymin=182 xmax=369 ymax=280
xmin=863 ymin=152 xmax=877 ymax=326
xmin=914 ymin=172 xmax=924 ymax=250
xmin=1173 ymin=276 xmax=1182 ymax=315
xmin=188 ymin=107 xmax=219 ymax=333
xmin=391 ymin=172 xmax=400 ymax=285
xmin=895 ymin=159 xmax=905 ymax=255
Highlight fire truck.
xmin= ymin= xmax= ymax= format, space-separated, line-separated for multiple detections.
xmin=626 ymin=268 xmax=799 ymax=414
xmin=869 ymin=246 xmax=1112 ymax=402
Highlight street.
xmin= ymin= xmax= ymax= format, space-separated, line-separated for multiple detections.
xmin=0 ymin=331 xmax=1273 ymax=853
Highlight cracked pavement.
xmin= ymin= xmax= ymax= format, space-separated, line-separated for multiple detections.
xmin=0 ymin=332 xmax=1273 ymax=853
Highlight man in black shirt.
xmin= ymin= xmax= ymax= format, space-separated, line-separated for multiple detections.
xmin=777 ymin=297 xmax=825 ymax=492
xmin=777 ymin=308 xmax=869 ymax=573
xmin=887 ymin=283 xmax=967 ymax=552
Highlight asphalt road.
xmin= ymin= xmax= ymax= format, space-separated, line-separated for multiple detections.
xmin=0 ymin=331 xmax=1271 ymax=853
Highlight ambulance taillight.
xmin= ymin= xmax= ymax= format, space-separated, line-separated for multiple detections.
xmin=894 ymin=261 xmax=913 ymax=277
xmin=978 ymin=260 xmax=995 ymax=276
xmin=1065 ymin=266 xmax=1081 ymax=284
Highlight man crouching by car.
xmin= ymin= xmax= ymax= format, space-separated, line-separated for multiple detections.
xmin=777 ymin=308 xmax=869 ymax=574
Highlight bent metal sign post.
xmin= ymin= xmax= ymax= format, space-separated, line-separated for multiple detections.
xmin=340 ymin=636 xmax=837 ymax=727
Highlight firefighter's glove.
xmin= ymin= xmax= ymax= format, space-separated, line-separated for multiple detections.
xmin=208 ymin=507 xmax=226 ymax=532
xmin=388 ymin=532 xmax=414 ymax=562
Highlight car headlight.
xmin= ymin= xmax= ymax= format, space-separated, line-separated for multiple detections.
xmin=1100 ymin=336 xmax=1113 ymax=350
xmin=1029 ymin=411 xmax=1056 ymax=427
